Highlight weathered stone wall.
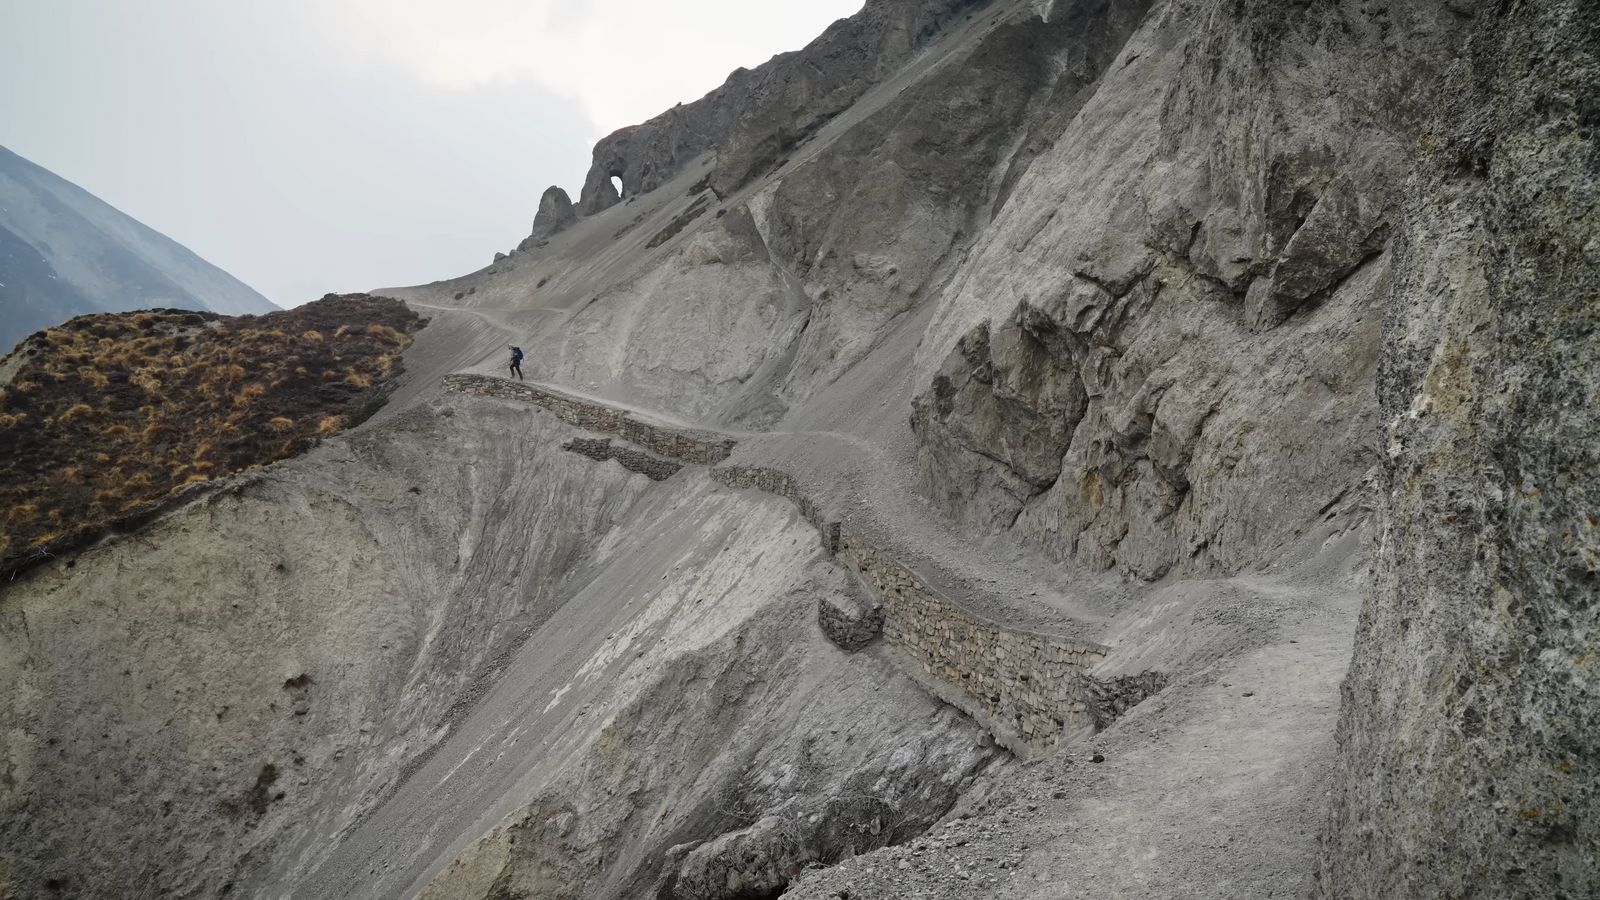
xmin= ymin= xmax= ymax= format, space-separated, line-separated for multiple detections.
xmin=708 ymin=464 xmax=1115 ymax=756
xmin=837 ymin=532 xmax=1105 ymax=756
xmin=444 ymin=375 xmax=737 ymax=464
xmin=562 ymin=438 xmax=682 ymax=482
xmin=708 ymin=465 xmax=841 ymax=553
xmin=448 ymin=376 xmax=1139 ymax=757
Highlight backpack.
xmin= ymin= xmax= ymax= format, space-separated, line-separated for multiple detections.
xmin=511 ymin=346 xmax=524 ymax=362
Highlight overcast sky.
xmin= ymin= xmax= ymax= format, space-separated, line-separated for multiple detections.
xmin=0 ymin=1 xmax=861 ymax=306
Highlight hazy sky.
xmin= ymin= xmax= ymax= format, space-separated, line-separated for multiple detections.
xmin=0 ymin=1 xmax=861 ymax=306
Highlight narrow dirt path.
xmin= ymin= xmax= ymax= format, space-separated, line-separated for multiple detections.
xmin=452 ymin=373 xmax=1118 ymax=636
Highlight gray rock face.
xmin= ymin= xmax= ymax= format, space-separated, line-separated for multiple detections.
xmin=523 ymin=185 xmax=577 ymax=247
xmin=705 ymin=0 xmax=990 ymax=198
xmin=0 ymin=402 xmax=999 ymax=900
xmin=0 ymin=403 xmax=655 ymax=899
xmin=815 ymin=570 xmax=885 ymax=652
xmin=730 ymin=0 xmax=1154 ymax=415
xmin=907 ymin=0 xmax=1460 ymax=581
xmin=1317 ymin=3 xmax=1600 ymax=897
xmin=572 ymin=0 xmax=986 ymax=215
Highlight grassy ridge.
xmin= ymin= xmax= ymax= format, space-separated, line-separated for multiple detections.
xmin=0 ymin=294 xmax=425 ymax=568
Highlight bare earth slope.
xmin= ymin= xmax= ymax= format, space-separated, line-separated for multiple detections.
xmin=0 ymin=0 xmax=1594 ymax=898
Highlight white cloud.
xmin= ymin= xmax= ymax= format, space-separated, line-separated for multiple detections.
xmin=299 ymin=1 xmax=863 ymax=139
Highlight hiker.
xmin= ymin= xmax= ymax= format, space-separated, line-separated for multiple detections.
xmin=509 ymin=345 xmax=525 ymax=380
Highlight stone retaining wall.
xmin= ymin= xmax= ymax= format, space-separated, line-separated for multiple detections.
xmin=444 ymin=374 xmax=1145 ymax=756
xmin=709 ymin=463 xmax=1114 ymax=755
xmin=837 ymin=532 xmax=1106 ymax=756
xmin=445 ymin=374 xmax=737 ymax=464
xmin=708 ymin=466 xmax=841 ymax=553
xmin=562 ymin=438 xmax=682 ymax=482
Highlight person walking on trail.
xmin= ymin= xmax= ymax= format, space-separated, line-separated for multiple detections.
xmin=509 ymin=345 xmax=525 ymax=380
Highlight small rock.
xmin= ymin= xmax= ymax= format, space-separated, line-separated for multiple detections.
xmin=1091 ymin=752 xmax=1106 ymax=763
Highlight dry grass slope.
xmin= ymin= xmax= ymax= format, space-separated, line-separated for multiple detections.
xmin=0 ymin=294 xmax=424 ymax=575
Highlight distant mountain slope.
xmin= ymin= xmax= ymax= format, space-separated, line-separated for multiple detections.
xmin=0 ymin=144 xmax=275 ymax=352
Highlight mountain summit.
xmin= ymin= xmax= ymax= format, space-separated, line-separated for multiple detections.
xmin=0 ymin=145 xmax=275 ymax=352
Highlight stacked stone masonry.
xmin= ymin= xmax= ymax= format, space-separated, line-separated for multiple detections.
xmin=707 ymin=467 xmax=1113 ymax=756
xmin=708 ymin=466 xmax=841 ymax=553
xmin=446 ymin=375 xmax=1136 ymax=756
xmin=561 ymin=438 xmax=683 ymax=482
xmin=837 ymin=533 xmax=1107 ymax=756
xmin=444 ymin=375 xmax=737 ymax=464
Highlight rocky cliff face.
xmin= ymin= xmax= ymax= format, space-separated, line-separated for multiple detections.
xmin=565 ymin=0 xmax=988 ymax=220
xmin=908 ymin=0 xmax=1458 ymax=581
xmin=2 ymin=0 xmax=1594 ymax=897
xmin=1317 ymin=3 xmax=1600 ymax=896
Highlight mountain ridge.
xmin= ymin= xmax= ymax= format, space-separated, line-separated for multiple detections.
xmin=0 ymin=144 xmax=276 ymax=353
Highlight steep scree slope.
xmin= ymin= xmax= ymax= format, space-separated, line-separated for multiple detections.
xmin=387 ymin=0 xmax=1593 ymax=895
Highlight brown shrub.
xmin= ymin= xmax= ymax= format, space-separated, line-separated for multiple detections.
xmin=366 ymin=323 xmax=406 ymax=343
xmin=57 ymin=403 xmax=94 ymax=423
xmin=6 ymin=502 xmax=38 ymax=525
xmin=233 ymin=383 xmax=268 ymax=406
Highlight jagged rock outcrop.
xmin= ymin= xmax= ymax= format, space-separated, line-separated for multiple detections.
xmin=908 ymin=0 xmax=1463 ymax=581
xmin=506 ymin=0 xmax=1157 ymax=427
xmin=1317 ymin=3 xmax=1600 ymax=897
xmin=522 ymin=186 xmax=577 ymax=248
xmin=571 ymin=0 xmax=990 ymax=217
